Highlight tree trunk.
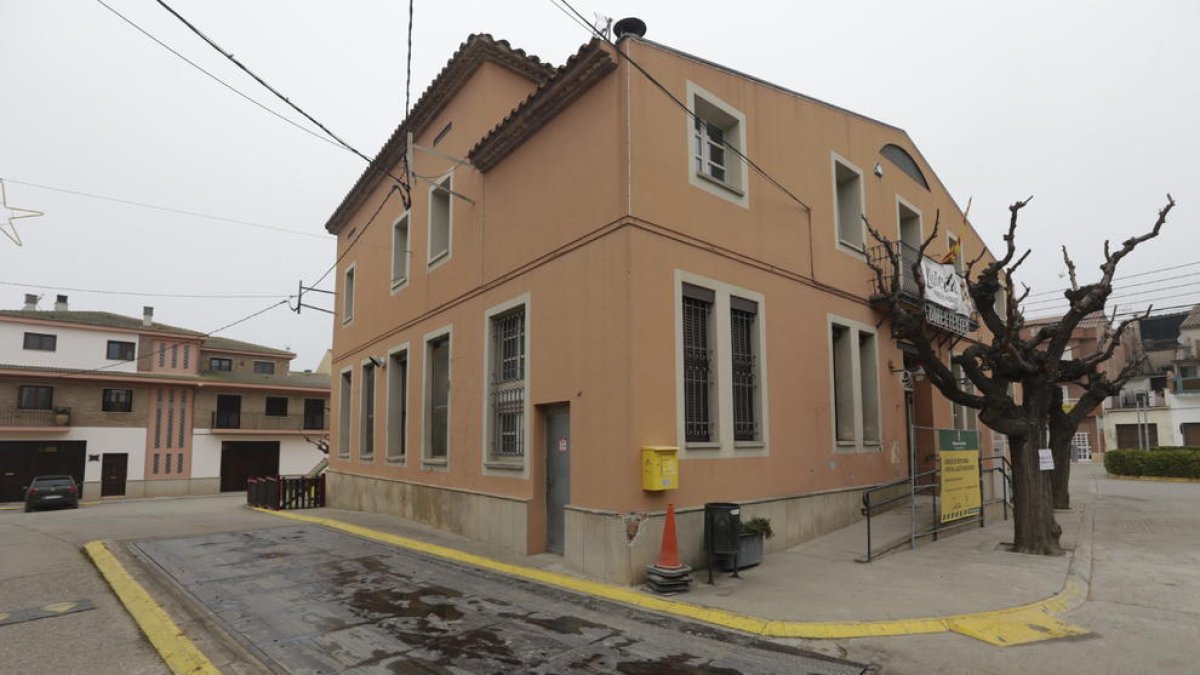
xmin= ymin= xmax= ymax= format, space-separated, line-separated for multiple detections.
xmin=1008 ymin=431 xmax=1063 ymax=555
xmin=1048 ymin=422 xmax=1074 ymax=510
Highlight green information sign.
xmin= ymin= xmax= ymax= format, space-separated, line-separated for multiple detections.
xmin=936 ymin=429 xmax=981 ymax=523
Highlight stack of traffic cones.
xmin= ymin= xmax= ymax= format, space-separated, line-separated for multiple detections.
xmin=645 ymin=503 xmax=692 ymax=594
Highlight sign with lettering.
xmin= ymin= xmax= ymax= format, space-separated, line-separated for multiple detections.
xmin=937 ymin=429 xmax=981 ymax=523
xmin=920 ymin=257 xmax=973 ymax=317
xmin=1038 ymin=448 xmax=1054 ymax=470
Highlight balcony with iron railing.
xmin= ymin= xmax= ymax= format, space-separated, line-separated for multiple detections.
xmin=210 ymin=411 xmax=328 ymax=433
xmin=1108 ymin=390 xmax=1167 ymax=409
xmin=865 ymin=241 xmax=978 ymax=336
xmin=0 ymin=407 xmax=71 ymax=430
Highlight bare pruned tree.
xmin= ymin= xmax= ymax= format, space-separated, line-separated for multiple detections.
xmin=864 ymin=196 xmax=1174 ymax=554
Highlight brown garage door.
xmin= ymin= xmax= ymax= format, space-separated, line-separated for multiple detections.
xmin=1116 ymin=423 xmax=1159 ymax=449
xmin=1182 ymin=423 xmax=1200 ymax=447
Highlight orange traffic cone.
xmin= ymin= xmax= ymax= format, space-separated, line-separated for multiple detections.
xmin=656 ymin=503 xmax=683 ymax=569
xmin=645 ymin=503 xmax=692 ymax=594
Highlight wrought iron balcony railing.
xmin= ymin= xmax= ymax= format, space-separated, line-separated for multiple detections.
xmin=211 ymin=411 xmax=328 ymax=431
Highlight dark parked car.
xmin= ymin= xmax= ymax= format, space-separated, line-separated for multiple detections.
xmin=24 ymin=475 xmax=80 ymax=512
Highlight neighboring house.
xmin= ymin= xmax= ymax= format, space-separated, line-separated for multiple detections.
xmin=322 ymin=30 xmax=995 ymax=583
xmin=1104 ymin=306 xmax=1200 ymax=449
xmin=1020 ymin=312 xmax=1135 ymax=461
xmin=0 ymin=295 xmax=329 ymax=501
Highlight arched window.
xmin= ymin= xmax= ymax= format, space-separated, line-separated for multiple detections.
xmin=880 ymin=144 xmax=929 ymax=190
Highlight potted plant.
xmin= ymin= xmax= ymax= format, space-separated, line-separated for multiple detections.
xmin=722 ymin=516 xmax=774 ymax=570
xmin=53 ymin=407 xmax=70 ymax=426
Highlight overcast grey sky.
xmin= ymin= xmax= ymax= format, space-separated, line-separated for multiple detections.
xmin=2 ymin=0 xmax=1197 ymax=370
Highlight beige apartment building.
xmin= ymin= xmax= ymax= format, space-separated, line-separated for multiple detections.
xmin=0 ymin=297 xmax=329 ymax=501
xmin=324 ymin=29 xmax=995 ymax=583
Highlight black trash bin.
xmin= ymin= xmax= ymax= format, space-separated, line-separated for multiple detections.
xmin=704 ymin=502 xmax=741 ymax=583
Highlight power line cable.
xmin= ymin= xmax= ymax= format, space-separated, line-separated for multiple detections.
xmin=310 ymin=186 xmax=401 ymax=291
xmin=1 ymin=177 xmax=327 ymax=240
xmin=153 ymin=0 xmax=413 ymax=207
xmin=54 ymin=299 xmax=290 ymax=378
xmin=93 ymin=0 xmax=341 ymax=150
xmin=1023 ymin=259 xmax=1200 ymax=299
xmin=0 ymin=280 xmax=291 ymax=300
xmin=547 ymin=0 xmax=812 ymax=214
xmin=1025 ymin=281 xmax=1200 ymax=312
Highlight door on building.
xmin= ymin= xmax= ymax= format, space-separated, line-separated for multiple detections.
xmin=303 ymin=398 xmax=326 ymax=430
xmin=1071 ymin=432 xmax=1093 ymax=462
xmin=101 ymin=453 xmax=128 ymax=497
xmin=215 ymin=395 xmax=242 ymax=429
xmin=0 ymin=441 xmax=86 ymax=502
xmin=220 ymin=441 xmax=280 ymax=491
xmin=544 ymin=404 xmax=570 ymax=554
xmin=1116 ymin=423 xmax=1158 ymax=450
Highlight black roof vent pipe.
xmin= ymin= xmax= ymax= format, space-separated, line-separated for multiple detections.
xmin=612 ymin=17 xmax=647 ymax=39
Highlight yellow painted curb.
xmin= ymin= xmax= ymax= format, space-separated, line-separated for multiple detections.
xmin=1107 ymin=474 xmax=1200 ymax=483
xmin=84 ymin=541 xmax=219 ymax=675
xmin=256 ymin=508 xmax=1090 ymax=645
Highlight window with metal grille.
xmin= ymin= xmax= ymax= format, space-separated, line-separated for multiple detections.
xmin=489 ymin=308 xmax=526 ymax=461
xmin=426 ymin=335 xmax=450 ymax=460
xmin=730 ymin=297 xmax=758 ymax=442
xmin=682 ymin=284 xmax=715 ymax=443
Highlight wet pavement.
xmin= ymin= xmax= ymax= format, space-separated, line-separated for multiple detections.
xmin=134 ymin=524 xmax=871 ymax=674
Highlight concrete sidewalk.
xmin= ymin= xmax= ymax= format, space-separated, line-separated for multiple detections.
xmin=255 ymin=467 xmax=1097 ymax=647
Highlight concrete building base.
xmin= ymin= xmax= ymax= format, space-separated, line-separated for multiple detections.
xmin=327 ymin=471 xmax=529 ymax=554
xmin=568 ymin=484 xmax=900 ymax=584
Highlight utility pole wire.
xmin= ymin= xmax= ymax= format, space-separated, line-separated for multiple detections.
xmin=153 ymin=0 xmax=413 ymax=207
xmin=2 ymin=177 xmax=327 ymax=240
xmin=94 ymin=0 xmax=341 ymax=150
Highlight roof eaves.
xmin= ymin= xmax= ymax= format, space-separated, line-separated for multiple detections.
xmin=322 ymin=34 xmax=557 ymax=235
xmin=469 ymin=39 xmax=616 ymax=172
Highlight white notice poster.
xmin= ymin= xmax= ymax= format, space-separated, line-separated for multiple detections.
xmin=1038 ymin=448 xmax=1055 ymax=471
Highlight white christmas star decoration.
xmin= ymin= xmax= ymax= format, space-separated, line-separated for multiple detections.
xmin=1 ymin=179 xmax=45 ymax=246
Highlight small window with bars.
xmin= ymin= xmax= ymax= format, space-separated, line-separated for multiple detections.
xmin=489 ymin=307 xmax=526 ymax=461
xmin=682 ymin=284 xmax=715 ymax=443
xmin=730 ymin=296 xmax=758 ymax=442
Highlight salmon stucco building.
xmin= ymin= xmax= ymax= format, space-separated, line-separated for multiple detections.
xmin=322 ymin=26 xmax=996 ymax=583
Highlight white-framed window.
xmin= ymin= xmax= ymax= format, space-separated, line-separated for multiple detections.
xmin=386 ymin=346 xmax=409 ymax=463
xmin=828 ymin=316 xmax=881 ymax=452
xmin=833 ymin=154 xmax=865 ymax=252
xmin=686 ymin=82 xmax=748 ymax=207
xmin=342 ymin=264 xmax=356 ymax=325
xmin=423 ymin=328 xmax=452 ymax=464
xmin=392 ymin=213 xmax=410 ymax=290
xmin=675 ymin=271 xmax=768 ymax=456
xmin=360 ymin=361 xmax=376 ymax=461
xmin=897 ymin=197 xmax=922 ymax=248
xmin=428 ymin=175 xmax=452 ymax=266
xmin=338 ymin=369 xmax=352 ymax=458
xmin=485 ymin=299 xmax=528 ymax=467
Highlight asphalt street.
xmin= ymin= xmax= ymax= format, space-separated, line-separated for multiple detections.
xmin=135 ymin=524 xmax=870 ymax=674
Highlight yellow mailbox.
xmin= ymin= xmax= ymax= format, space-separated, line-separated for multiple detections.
xmin=641 ymin=446 xmax=679 ymax=491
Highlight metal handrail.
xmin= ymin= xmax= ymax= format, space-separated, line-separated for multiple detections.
xmin=859 ymin=455 xmax=1013 ymax=562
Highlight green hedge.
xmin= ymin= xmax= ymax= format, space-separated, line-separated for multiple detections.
xmin=1105 ymin=448 xmax=1200 ymax=478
